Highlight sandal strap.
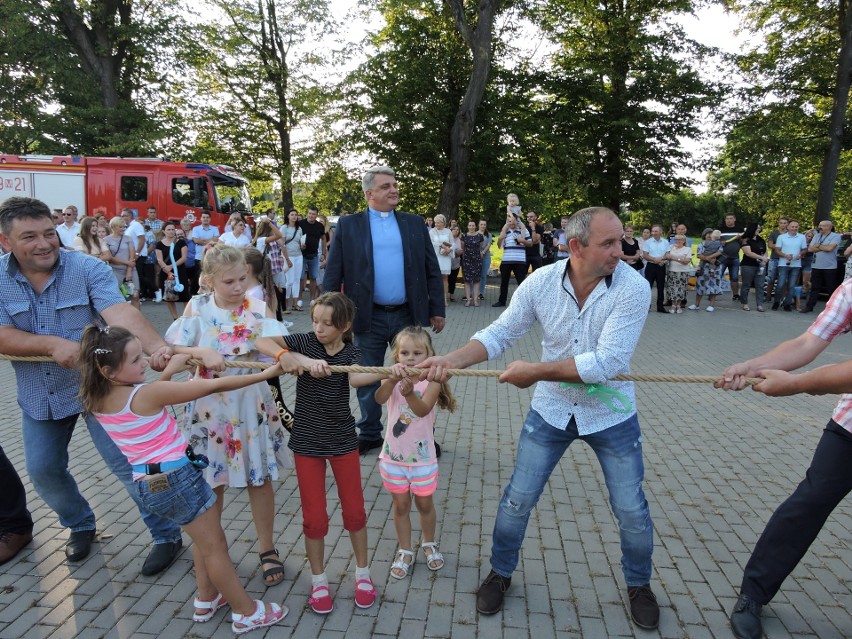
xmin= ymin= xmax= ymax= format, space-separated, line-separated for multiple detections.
xmin=193 ymin=593 xmax=222 ymax=610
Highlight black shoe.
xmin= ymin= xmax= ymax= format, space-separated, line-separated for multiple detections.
xmin=476 ymin=570 xmax=511 ymax=615
xmin=628 ymin=585 xmax=660 ymax=629
xmin=358 ymin=438 xmax=383 ymax=455
xmin=771 ymin=303 xmax=779 ymax=310
xmin=733 ymin=294 xmax=740 ymax=301
xmin=730 ymin=593 xmax=763 ymax=639
xmin=66 ymin=529 xmax=96 ymax=562
xmin=492 ymin=302 xmax=506 ymax=307
xmin=479 ymin=294 xmax=484 ymax=300
xmin=141 ymin=539 xmax=182 ymax=576
xmin=435 ymin=442 xmax=441 ymax=458
xmin=783 ymin=305 xmax=791 ymax=312
xmin=0 ymin=530 xmax=33 ymax=565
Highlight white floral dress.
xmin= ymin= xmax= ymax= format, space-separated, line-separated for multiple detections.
xmin=165 ymin=294 xmax=292 ymax=488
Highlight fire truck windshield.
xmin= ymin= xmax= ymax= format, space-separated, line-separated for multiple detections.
xmin=210 ymin=174 xmax=252 ymax=217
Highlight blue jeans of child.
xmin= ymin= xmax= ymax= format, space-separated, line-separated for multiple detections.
xmin=490 ymin=410 xmax=654 ymax=586
xmin=774 ymin=265 xmax=801 ymax=307
xmin=22 ymin=411 xmax=182 ymax=543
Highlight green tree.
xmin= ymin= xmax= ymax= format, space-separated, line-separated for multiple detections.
xmin=532 ymin=0 xmax=719 ymax=213
xmin=187 ymin=0 xmax=336 ymax=211
xmin=712 ymin=1 xmax=852 ymax=228
xmin=0 ymin=0 xmax=186 ymax=155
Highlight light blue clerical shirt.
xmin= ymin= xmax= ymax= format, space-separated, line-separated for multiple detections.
xmin=369 ymin=207 xmax=406 ymax=305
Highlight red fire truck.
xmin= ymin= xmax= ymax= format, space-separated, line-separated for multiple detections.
xmin=0 ymin=155 xmax=252 ymax=226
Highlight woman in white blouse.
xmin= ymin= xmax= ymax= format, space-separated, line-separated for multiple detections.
xmin=429 ymin=213 xmax=453 ymax=305
xmin=219 ymin=219 xmax=251 ymax=247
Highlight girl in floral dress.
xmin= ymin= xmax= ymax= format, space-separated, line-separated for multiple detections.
xmin=165 ymin=245 xmax=299 ymax=587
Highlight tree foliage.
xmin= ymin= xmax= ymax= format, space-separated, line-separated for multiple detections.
xmin=711 ymin=0 xmax=852 ymax=230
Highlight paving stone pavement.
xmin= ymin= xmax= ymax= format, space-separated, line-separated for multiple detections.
xmin=0 ymin=279 xmax=850 ymax=639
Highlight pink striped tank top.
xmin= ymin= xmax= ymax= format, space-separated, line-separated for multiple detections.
xmin=95 ymin=385 xmax=187 ymax=479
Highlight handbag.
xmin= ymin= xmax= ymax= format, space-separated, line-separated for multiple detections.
xmin=162 ymin=274 xmax=179 ymax=301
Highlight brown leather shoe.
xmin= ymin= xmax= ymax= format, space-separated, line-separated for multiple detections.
xmin=628 ymin=585 xmax=660 ymax=629
xmin=0 ymin=531 xmax=33 ymax=565
xmin=476 ymin=570 xmax=511 ymax=615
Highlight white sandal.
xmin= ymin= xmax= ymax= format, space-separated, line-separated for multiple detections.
xmin=192 ymin=592 xmax=227 ymax=622
xmin=421 ymin=542 xmax=444 ymax=571
xmin=390 ymin=548 xmax=415 ymax=579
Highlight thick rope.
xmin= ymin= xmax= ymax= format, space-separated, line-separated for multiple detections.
xmin=0 ymin=354 xmax=760 ymax=385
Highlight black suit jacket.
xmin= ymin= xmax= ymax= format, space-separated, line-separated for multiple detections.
xmin=323 ymin=210 xmax=445 ymax=334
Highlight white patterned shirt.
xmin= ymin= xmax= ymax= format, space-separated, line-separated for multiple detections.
xmin=471 ymin=259 xmax=650 ymax=434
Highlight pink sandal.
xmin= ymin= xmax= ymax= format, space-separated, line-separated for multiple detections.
xmin=231 ymin=600 xmax=287 ymax=634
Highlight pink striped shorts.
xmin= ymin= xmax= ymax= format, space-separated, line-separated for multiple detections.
xmin=379 ymin=460 xmax=439 ymax=496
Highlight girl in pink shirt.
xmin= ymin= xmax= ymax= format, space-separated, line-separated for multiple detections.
xmin=78 ymin=324 xmax=298 ymax=634
xmin=374 ymin=326 xmax=456 ymax=579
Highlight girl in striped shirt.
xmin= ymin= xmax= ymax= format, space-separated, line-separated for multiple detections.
xmin=78 ymin=324 xmax=294 ymax=634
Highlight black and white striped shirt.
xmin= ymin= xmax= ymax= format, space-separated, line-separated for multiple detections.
xmin=283 ymin=332 xmax=360 ymax=456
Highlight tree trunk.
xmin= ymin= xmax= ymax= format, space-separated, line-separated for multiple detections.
xmin=437 ymin=0 xmax=500 ymax=223
xmin=55 ymin=0 xmax=131 ymax=110
xmin=815 ymin=0 xmax=852 ymax=224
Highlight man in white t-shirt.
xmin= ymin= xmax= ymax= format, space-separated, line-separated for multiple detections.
xmin=56 ymin=206 xmax=81 ymax=248
xmin=190 ymin=212 xmax=220 ymax=262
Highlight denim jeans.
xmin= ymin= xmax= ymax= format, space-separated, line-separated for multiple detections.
xmin=491 ymin=409 xmax=654 ymax=586
xmin=354 ymin=307 xmax=414 ymax=441
xmin=481 ymin=253 xmax=491 ymax=288
xmin=774 ymin=265 xmax=801 ymax=307
xmin=718 ymin=255 xmax=740 ymax=283
xmin=22 ymin=412 xmax=182 ymax=542
xmin=739 ymin=265 xmax=765 ymax=306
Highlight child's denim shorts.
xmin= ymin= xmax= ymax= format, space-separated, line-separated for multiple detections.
xmin=135 ymin=462 xmax=216 ymax=526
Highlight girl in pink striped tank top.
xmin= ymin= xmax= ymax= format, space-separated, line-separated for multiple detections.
xmin=78 ymin=324 xmax=309 ymax=634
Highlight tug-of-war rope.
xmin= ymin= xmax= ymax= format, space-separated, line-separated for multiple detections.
xmin=0 ymin=353 xmax=759 ymax=384
xmin=0 ymin=354 xmax=759 ymax=414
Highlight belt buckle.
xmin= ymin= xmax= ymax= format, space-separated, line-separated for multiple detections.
xmin=147 ymin=475 xmax=170 ymax=493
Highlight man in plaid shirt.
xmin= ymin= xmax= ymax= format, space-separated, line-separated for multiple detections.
xmin=717 ymin=278 xmax=852 ymax=639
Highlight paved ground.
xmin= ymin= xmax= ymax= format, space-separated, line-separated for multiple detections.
xmin=0 ymin=277 xmax=850 ymax=639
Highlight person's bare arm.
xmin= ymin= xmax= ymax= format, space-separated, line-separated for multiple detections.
xmin=101 ymin=303 xmax=172 ymax=370
xmin=0 ymin=326 xmax=79 ymax=367
xmin=715 ymin=331 xmax=830 ymax=391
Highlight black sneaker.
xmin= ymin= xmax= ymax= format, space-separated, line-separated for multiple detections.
xmin=733 ymin=294 xmax=740 ymax=301
xmin=730 ymin=593 xmax=763 ymax=639
xmin=479 ymin=294 xmax=484 ymax=300
xmin=628 ymin=585 xmax=660 ymax=629
xmin=783 ymin=305 xmax=792 ymax=312
xmin=476 ymin=570 xmax=511 ymax=615
xmin=771 ymin=303 xmax=780 ymax=310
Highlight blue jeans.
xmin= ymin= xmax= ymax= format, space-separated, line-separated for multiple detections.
xmin=481 ymin=253 xmax=491 ymax=287
xmin=774 ymin=265 xmax=801 ymax=307
xmin=354 ymin=307 xmax=414 ymax=441
xmin=490 ymin=410 xmax=654 ymax=586
xmin=304 ymin=256 xmax=320 ymax=281
xmin=22 ymin=412 xmax=182 ymax=543
xmin=135 ymin=463 xmax=216 ymax=526
xmin=719 ymin=256 xmax=740 ymax=283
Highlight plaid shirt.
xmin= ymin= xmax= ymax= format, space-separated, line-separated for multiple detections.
xmin=808 ymin=278 xmax=852 ymax=432
xmin=0 ymin=250 xmax=125 ymax=420
xmin=471 ymin=259 xmax=651 ymax=435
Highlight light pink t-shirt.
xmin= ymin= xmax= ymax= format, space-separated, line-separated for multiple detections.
xmin=379 ymin=379 xmax=437 ymax=466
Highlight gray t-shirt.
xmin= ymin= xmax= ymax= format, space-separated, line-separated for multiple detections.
xmin=810 ymin=232 xmax=842 ymax=270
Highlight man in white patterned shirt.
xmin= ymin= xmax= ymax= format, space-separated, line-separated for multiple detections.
xmin=717 ymin=278 xmax=852 ymax=639
xmin=420 ymin=207 xmax=659 ymax=629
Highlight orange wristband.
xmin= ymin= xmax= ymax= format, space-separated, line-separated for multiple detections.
xmin=275 ymin=348 xmax=290 ymax=362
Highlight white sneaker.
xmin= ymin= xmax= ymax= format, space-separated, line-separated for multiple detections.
xmin=688 ymin=304 xmax=699 ymax=311
xmin=706 ymin=306 xmax=715 ymax=312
